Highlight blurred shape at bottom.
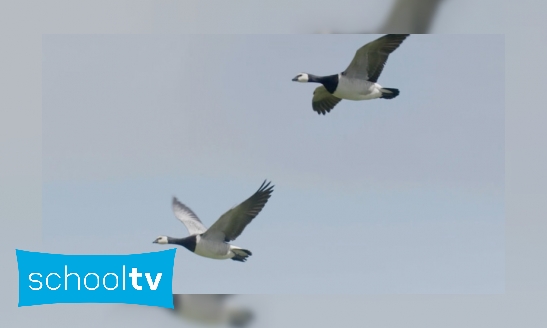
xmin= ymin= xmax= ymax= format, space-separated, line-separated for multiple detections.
xmin=169 ymin=294 xmax=254 ymax=327
xmin=106 ymin=294 xmax=257 ymax=327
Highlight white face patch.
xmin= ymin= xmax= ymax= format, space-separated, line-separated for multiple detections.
xmin=293 ymin=73 xmax=309 ymax=83
xmin=155 ymin=236 xmax=168 ymax=244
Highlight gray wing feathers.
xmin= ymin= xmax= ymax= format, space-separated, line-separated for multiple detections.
xmin=344 ymin=34 xmax=409 ymax=82
xmin=204 ymin=180 xmax=274 ymax=242
xmin=312 ymin=86 xmax=342 ymax=115
xmin=172 ymin=197 xmax=207 ymax=235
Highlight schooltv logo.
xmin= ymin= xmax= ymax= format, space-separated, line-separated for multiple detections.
xmin=16 ymin=249 xmax=176 ymax=308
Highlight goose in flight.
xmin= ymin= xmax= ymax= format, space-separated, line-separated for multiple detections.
xmin=153 ymin=180 xmax=274 ymax=262
xmin=292 ymin=34 xmax=409 ymax=115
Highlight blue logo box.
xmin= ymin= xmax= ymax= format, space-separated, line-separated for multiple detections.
xmin=16 ymin=249 xmax=176 ymax=308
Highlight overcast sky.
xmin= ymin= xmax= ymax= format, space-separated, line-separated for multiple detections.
xmin=10 ymin=0 xmax=547 ymax=327
xmin=41 ymin=34 xmax=504 ymax=295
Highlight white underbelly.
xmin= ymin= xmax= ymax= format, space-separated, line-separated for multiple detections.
xmin=333 ymin=78 xmax=383 ymax=101
xmin=194 ymin=238 xmax=233 ymax=260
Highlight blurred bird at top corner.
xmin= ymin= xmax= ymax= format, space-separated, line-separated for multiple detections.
xmin=316 ymin=0 xmax=445 ymax=34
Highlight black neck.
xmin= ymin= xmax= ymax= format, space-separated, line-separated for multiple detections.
xmin=308 ymin=74 xmax=339 ymax=94
xmin=168 ymin=235 xmax=197 ymax=252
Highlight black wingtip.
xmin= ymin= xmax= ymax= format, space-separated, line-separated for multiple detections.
xmin=378 ymin=34 xmax=410 ymax=47
xmin=254 ymin=181 xmax=274 ymax=207
xmin=314 ymin=106 xmax=332 ymax=115
xmin=314 ymin=109 xmax=327 ymax=115
xmin=257 ymin=180 xmax=274 ymax=194
xmin=385 ymin=33 xmax=410 ymax=38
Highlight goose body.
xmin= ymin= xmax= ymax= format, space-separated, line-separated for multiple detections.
xmin=194 ymin=235 xmax=248 ymax=260
xmin=293 ymin=34 xmax=409 ymax=115
xmin=153 ymin=180 xmax=274 ymax=262
xmin=334 ymin=75 xmax=383 ymax=100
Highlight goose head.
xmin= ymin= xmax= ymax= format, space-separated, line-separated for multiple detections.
xmin=292 ymin=73 xmax=310 ymax=83
xmin=153 ymin=236 xmax=169 ymax=244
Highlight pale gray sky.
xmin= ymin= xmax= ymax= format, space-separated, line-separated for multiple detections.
xmin=4 ymin=1 xmax=547 ymax=327
xmin=41 ymin=34 xmax=504 ymax=295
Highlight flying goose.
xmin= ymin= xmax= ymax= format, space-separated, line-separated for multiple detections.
xmin=292 ymin=34 xmax=409 ymax=115
xmin=153 ymin=180 xmax=274 ymax=262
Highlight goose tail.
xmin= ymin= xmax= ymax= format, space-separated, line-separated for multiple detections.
xmin=380 ymin=88 xmax=400 ymax=99
xmin=231 ymin=248 xmax=252 ymax=262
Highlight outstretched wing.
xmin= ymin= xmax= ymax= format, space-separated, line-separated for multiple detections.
xmin=204 ymin=180 xmax=274 ymax=242
xmin=312 ymin=85 xmax=342 ymax=115
xmin=172 ymin=197 xmax=207 ymax=235
xmin=343 ymin=34 xmax=409 ymax=82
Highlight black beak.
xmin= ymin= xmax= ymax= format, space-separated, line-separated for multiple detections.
xmin=292 ymin=77 xmax=298 ymax=81
xmin=152 ymin=240 xmax=158 ymax=244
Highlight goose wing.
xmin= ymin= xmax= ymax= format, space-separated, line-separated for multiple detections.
xmin=204 ymin=180 xmax=274 ymax=242
xmin=343 ymin=34 xmax=409 ymax=82
xmin=172 ymin=197 xmax=207 ymax=235
xmin=312 ymin=85 xmax=342 ymax=115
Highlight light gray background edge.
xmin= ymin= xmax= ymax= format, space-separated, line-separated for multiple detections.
xmin=1 ymin=0 xmax=546 ymax=327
